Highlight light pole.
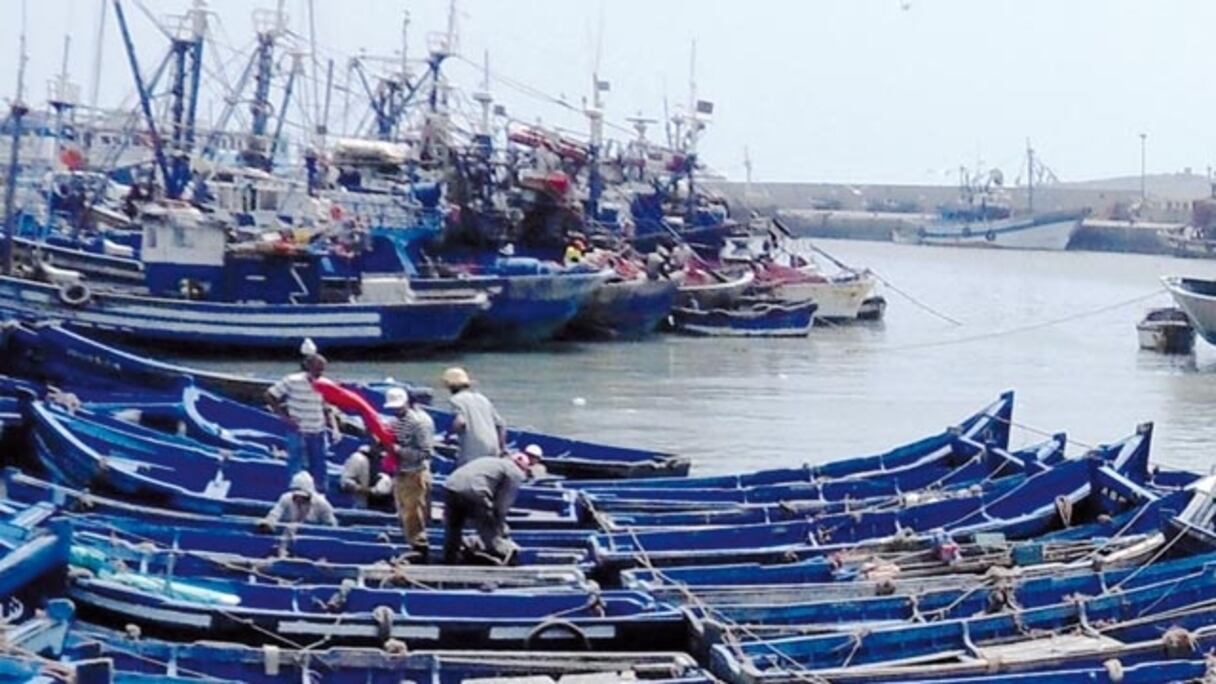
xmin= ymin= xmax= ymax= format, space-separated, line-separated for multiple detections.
xmin=1139 ymin=132 xmax=1147 ymax=204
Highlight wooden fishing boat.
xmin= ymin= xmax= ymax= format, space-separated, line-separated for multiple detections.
xmin=0 ymin=322 xmax=691 ymax=479
xmin=589 ymin=425 xmax=1158 ymax=572
xmin=561 ymin=391 xmax=1016 ymax=491
xmin=25 ymin=400 xmax=580 ymax=526
xmin=675 ymin=268 xmax=755 ymax=309
xmin=708 ymin=563 xmax=1216 ymax=680
xmin=0 ymin=503 xmax=70 ymax=599
xmin=1135 ymin=306 xmax=1195 ymax=353
xmin=68 ymin=574 xmax=685 ymax=651
xmin=68 ymin=622 xmax=716 ymax=684
xmin=3 ymin=470 xmax=591 ymax=568
xmin=668 ymin=299 xmax=817 ymax=337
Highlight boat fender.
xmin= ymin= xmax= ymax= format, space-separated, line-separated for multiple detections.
xmin=383 ymin=638 xmax=408 ymax=655
xmin=262 ymin=644 xmax=281 ymax=676
xmin=524 ymin=618 xmax=591 ymax=650
xmin=124 ymin=624 xmax=141 ymax=640
xmin=984 ymin=229 xmax=997 ymax=242
xmin=1102 ymin=659 xmax=1124 ymax=683
xmin=874 ymin=578 xmax=896 ymax=596
xmin=1054 ymin=496 xmax=1073 ymax=527
xmin=372 ymin=605 xmax=395 ymax=642
xmin=1162 ymin=626 xmax=1197 ymax=657
xmin=58 ymin=282 xmax=92 ymax=307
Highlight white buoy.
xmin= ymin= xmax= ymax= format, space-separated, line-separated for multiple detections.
xmin=572 ymin=397 xmax=587 ymax=407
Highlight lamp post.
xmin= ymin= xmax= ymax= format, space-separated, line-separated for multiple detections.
xmin=1139 ymin=132 xmax=1147 ymax=204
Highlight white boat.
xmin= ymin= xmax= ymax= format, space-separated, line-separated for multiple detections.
xmin=768 ymin=270 xmax=876 ymax=320
xmin=1163 ymin=276 xmax=1216 ymax=347
xmin=1136 ymin=307 xmax=1195 ymax=354
xmin=896 ymin=208 xmax=1088 ymax=251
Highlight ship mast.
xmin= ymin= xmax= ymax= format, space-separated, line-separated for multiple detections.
xmin=3 ymin=6 xmax=30 ymax=275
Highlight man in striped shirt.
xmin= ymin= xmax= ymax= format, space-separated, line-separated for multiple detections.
xmin=266 ymin=353 xmax=331 ymax=494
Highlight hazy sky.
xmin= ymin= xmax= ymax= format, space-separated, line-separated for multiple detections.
xmin=2 ymin=1 xmax=1214 ymax=185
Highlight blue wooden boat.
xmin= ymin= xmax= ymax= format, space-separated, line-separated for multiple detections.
xmin=0 ymin=322 xmax=691 ymax=479
xmin=25 ymin=400 xmax=580 ymax=525
xmin=0 ymin=503 xmax=71 ymax=599
xmin=560 ymin=391 xmax=1015 ymax=490
xmin=68 ymin=572 xmax=684 ymax=651
xmin=590 ymin=425 xmax=1157 ymax=571
xmin=581 ymin=434 xmax=1065 ymax=525
xmin=688 ymin=548 xmax=1216 ymax=646
xmin=668 ymin=299 xmax=817 ymax=337
xmin=564 ymin=276 xmax=680 ymax=339
xmin=708 ymin=561 xmax=1216 ymax=680
xmin=67 ymin=621 xmax=716 ymax=684
xmin=3 ymin=470 xmax=591 ymax=567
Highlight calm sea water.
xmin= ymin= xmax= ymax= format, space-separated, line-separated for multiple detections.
xmin=192 ymin=240 xmax=1216 ymax=476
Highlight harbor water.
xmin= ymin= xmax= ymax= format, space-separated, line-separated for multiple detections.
xmin=193 ymin=239 xmax=1216 ymax=476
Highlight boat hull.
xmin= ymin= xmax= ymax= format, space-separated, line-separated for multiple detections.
xmin=0 ymin=276 xmax=480 ymax=351
xmin=413 ymin=271 xmax=610 ymax=345
xmin=898 ymin=209 xmax=1087 ymax=251
xmin=771 ymin=274 xmax=876 ymax=319
xmin=1163 ymin=276 xmax=1216 ymax=345
xmin=670 ymin=301 xmax=817 ymax=337
xmin=564 ymin=277 xmax=678 ymax=339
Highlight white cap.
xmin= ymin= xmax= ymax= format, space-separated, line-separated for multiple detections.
xmin=289 ymin=471 xmax=317 ymax=495
xmin=383 ymin=387 xmax=409 ymax=410
xmin=300 ymin=338 xmax=318 ymax=357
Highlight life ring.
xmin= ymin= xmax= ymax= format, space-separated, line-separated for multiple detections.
xmin=985 ymin=230 xmax=997 ymax=242
xmin=58 ymin=282 xmax=92 ymax=307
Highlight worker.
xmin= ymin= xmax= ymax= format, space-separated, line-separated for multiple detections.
xmin=441 ymin=367 xmax=506 ymax=467
xmin=259 ymin=471 xmax=338 ymax=530
xmin=266 ymin=349 xmax=331 ymax=493
xmin=563 ymin=237 xmax=586 ymax=266
xmin=340 ymin=445 xmax=393 ymax=509
xmin=442 ymin=445 xmax=543 ymax=564
xmin=386 ymin=386 xmax=435 ymax=559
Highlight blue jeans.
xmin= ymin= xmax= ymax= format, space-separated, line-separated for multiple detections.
xmin=286 ymin=431 xmax=329 ymax=494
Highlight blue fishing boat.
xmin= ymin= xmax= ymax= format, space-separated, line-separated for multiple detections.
xmin=68 ymin=572 xmax=684 ymax=651
xmin=669 ymin=299 xmax=818 ymax=337
xmin=589 ymin=425 xmax=1157 ymax=571
xmin=709 ymin=562 xmax=1216 ymax=679
xmin=3 ymin=471 xmax=589 ymax=568
xmin=560 ymin=391 xmax=1016 ymax=490
xmin=68 ymin=621 xmax=716 ymax=684
xmin=896 ymin=208 xmax=1089 ymax=251
xmin=564 ymin=275 xmax=680 ymax=339
xmin=0 ymin=503 xmax=71 ymax=599
xmin=0 ymin=322 xmax=691 ymax=479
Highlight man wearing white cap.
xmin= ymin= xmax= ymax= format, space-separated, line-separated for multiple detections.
xmin=441 ymin=367 xmax=506 ymax=467
xmin=385 ymin=386 xmax=435 ymax=559
xmin=441 ymin=444 xmax=542 ymax=564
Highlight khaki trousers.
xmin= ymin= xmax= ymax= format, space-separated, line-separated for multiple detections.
xmin=394 ymin=467 xmax=431 ymax=548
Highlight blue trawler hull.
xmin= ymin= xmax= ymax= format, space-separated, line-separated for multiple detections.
xmin=0 ymin=275 xmax=480 ymax=351
xmin=564 ymin=277 xmax=679 ymax=339
xmin=412 ymin=269 xmax=610 ymax=344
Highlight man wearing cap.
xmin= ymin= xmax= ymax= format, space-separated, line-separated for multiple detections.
xmin=442 ymin=445 xmax=542 ymax=564
xmin=442 ymin=367 xmax=506 ymax=468
xmin=266 ymin=353 xmax=332 ymax=493
xmin=259 ymin=471 xmax=338 ymax=530
xmin=386 ymin=387 xmax=435 ymax=559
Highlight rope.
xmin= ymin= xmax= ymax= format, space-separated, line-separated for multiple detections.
xmin=864 ymin=288 xmax=1166 ymax=355
xmin=869 ymin=270 xmax=963 ymax=327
